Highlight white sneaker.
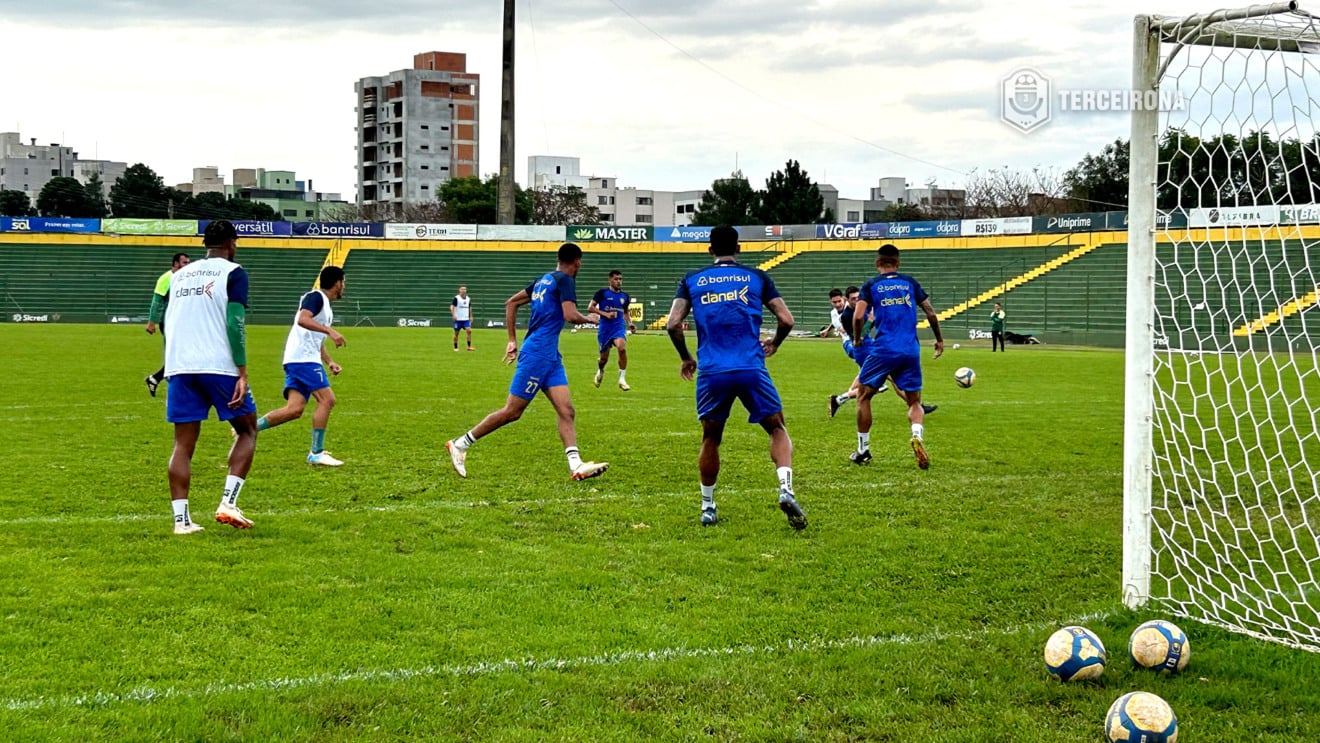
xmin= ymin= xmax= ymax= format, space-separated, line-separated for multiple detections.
xmin=446 ymin=440 xmax=468 ymax=477
xmin=593 ymin=369 xmax=603 ymax=388
xmin=215 ymin=503 xmax=253 ymax=529
xmin=307 ymin=450 xmax=344 ymax=467
xmin=618 ymin=381 xmax=631 ymax=391
xmin=571 ymin=461 xmax=610 ymax=481
xmin=173 ymin=521 xmax=204 ymax=535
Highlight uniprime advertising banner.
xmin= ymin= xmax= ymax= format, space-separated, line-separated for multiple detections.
xmin=653 ymin=225 xmax=719 ymax=243
xmin=291 ymin=222 xmax=385 ymax=238
xmin=1033 ymin=212 xmax=1107 ymax=233
xmin=815 ymin=223 xmax=887 ymax=239
xmin=384 ymin=223 xmax=479 ymax=240
xmin=102 ymin=218 xmax=198 ymax=236
xmin=1187 ymin=206 xmax=1281 ymax=228
xmin=197 ymin=219 xmax=292 ymax=237
xmin=0 ymin=217 xmax=100 ymax=233
xmin=961 ymin=217 xmax=1031 ymax=236
xmin=566 ymin=225 xmax=653 ymax=242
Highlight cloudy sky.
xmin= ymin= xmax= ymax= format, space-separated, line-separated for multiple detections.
xmin=0 ymin=0 xmax=1229 ymax=202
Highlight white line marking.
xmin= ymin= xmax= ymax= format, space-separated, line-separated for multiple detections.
xmin=0 ymin=610 xmax=1116 ymax=712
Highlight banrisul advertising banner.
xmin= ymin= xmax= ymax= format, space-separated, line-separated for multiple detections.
xmin=885 ymin=220 xmax=961 ymax=239
xmin=566 ymin=225 xmax=653 ymax=242
xmin=653 ymin=225 xmax=720 ymax=242
xmin=815 ymin=223 xmax=887 ymax=239
xmin=384 ymin=223 xmax=479 ymax=240
xmin=1033 ymin=212 xmax=1107 ymax=233
xmin=198 ymin=219 xmax=292 ymax=237
xmin=0 ymin=217 xmax=100 ymax=233
xmin=102 ymin=218 xmax=198 ymax=236
xmin=291 ymin=222 xmax=385 ymax=238
xmin=1187 ymin=206 xmax=1280 ymax=228
xmin=960 ymin=217 xmax=1031 ymax=236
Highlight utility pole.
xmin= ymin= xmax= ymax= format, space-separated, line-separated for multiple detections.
xmin=496 ymin=0 xmax=516 ymax=225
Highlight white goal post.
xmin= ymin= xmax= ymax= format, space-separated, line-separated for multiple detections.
xmin=1125 ymin=2 xmax=1320 ymax=651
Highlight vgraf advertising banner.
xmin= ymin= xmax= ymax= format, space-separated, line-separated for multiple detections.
xmin=292 ymin=222 xmax=385 ymax=238
xmin=1187 ymin=206 xmax=1281 ymax=227
xmin=197 ymin=219 xmax=292 ymax=237
xmin=1033 ymin=212 xmax=1107 ymax=233
xmin=885 ymin=220 xmax=961 ymax=239
xmin=102 ymin=218 xmax=198 ymax=236
xmin=960 ymin=217 xmax=1033 ymax=236
xmin=384 ymin=223 xmax=479 ymax=240
xmin=815 ymin=223 xmax=887 ymax=239
xmin=567 ymin=225 xmax=654 ymax=242
xmin=0 ymin=217 xmax=100 ymax=233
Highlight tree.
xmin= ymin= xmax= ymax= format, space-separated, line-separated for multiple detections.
xmin=691 ymin=171 xmax=759 ymax=226
xmin=0 ymin=190 xmax=34 ymax=217
xmin=109 ymin=163 xmax=170 ymax=217
xmin=37 ymin=177 xmax=99 ymax=217
xmin=82 ymin=172 xmax=109 ymax=218
xmin=438 ymin=175 xmax=531 ymax=224
xmin=529 ymin=185 xmax=600 ymax=225
xmin=879 ymin=202 xmax=929 ymax=222
xmin=755 ymin=160 xmax=825 ymax=224
xmin=1063 ymin=138 xmax=1129 ymax=212
xmin=963 ymin=166 xmax=1069 ymax=217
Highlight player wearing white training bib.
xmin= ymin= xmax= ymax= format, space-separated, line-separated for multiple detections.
xmin=161 ymin=220 xmax=258 ymax=534
xmin=254 ymin=265 xmax=348 ymax=466
xmin=452 ymin=285 xmax=474 ymax=351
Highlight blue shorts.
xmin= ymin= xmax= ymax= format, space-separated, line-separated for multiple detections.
xmin=283 ymin=362 xmax=330 ymax=399
xmin=598 ymin=329 xmax=627 ymax=353
xmin=166 ymin=373 xmax=257 ymax=423
xmin=453 ymin=320 xmax=471 ymax=331
xmin=696 ymin=367 xmax=783 ymax=423
xmin=843 ymin=339 xmax=863 ymax=366
xmin=509 ymin=352 xmax=569 ymax=400
xmin=859 ymin=349 xmax=922 ymax=392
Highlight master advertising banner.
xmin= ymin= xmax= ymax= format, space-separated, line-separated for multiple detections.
xmin=0 ymin=217 xmax=100 ymax=233
xmin=197 ymin=219 xmax=293 ymax=237
xmin=384 ymin=223 xmax=479 ymax=240
xmin=101 ymin=218 xmax=198 ymax=236
xmin=815 ymin=223 xmax=888 ymax=239
xmin=567 ymin=225 xmax=654 ymax=242
xmin=291 ymin=222 xmax=385 ymax=238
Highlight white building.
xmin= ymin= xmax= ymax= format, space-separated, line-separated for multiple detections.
xmin=528 ymin=155 xmax=701 ymax=227
xmin=871 ymin=177 xmax=966 ymax=217
xmin=0 ymin=132 xmax=127 ymax=204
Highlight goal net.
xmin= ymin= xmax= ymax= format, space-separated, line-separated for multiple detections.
xmin=1125 ymin=3 xmax=1320 ymax=651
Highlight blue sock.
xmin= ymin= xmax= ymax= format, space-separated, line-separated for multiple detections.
xmin=311 ymin=428 xmax=326 ymax=454
xmin=257 ymin=416 xmax=270 ymax=431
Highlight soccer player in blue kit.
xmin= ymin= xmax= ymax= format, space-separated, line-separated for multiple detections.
xmin=588 ymin=269 xmax=634 ymax=391
xmin=445 ymin=242 xmax=609 ymax=481
xmin=851 ymin=243 xmax=944 ymax=470
xmin=666 ymin=225 xmax=806 ymax=530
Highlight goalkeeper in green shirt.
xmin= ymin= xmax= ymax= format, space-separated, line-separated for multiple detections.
xmin=990 ymin=303 xmax=1006 ymax=352
xmin=145 ymin=252 xmax=191 ymax=396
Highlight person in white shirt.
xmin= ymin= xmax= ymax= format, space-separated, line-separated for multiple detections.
xmin=161 ymin=220 xmax=258 ymax=534
xmin=451 ymin=285 xmax=474 ymax=352
xmin=253 ymin=266 xmax=348 ymax=466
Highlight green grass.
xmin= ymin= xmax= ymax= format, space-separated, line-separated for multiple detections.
xmin=4 ymin=325 xmax=1320 ymax=740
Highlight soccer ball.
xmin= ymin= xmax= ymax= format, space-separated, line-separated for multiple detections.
xmin=1043 ymin=626 xmax=1106 ymax=681
xmin=1105 ymin=691 xmax=1179 ymax=742
xmin=1129 ymin=620 xmax=1189 ymax=673
xmin=954 ymin=367 xmax=976 ymax=388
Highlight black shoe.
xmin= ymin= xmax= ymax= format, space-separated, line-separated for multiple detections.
xmin=828 ymin=395 xmax=841 ymax=418
xmin=922 ymin=404 xmax=938 ymax=415
xmin=778 ymin=491 xmax=807 ymax=530
xmin=849 ymin=450 xmax=872 ymax=465
xmin=145 ymin=375 xmax=160 ymax=397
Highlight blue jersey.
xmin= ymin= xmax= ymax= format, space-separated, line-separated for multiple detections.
xmin=523 ymin=271 xmax=577 ymax=356
xmin=675 ymin=261 xmax=781 ymax=375
xmin=592 ymin=288 xmax=631 ymax=337
xmin=858 ymin=272 xmax=927 ymax=355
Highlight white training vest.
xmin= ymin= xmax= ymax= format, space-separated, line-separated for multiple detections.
xmin=453 ymin=295 xmax=471 ymax=321
xmin=164 ymin=257 xmax=242 ymax=377
xmin=830 ymin=307 xmax=850 ymax=340
xmin=283 ymin=289 xmax=333 ymax=365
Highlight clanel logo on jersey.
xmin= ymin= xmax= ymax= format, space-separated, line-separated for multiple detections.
xmin=175 ymin=281 xmax=214 ymax=299
xmin=879 ymin=293 xmax=912 ymax=308
xmin=700 ymin=285 xmax=750 ymax=306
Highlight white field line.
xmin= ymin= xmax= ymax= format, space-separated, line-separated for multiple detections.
xmin=0 ymin=610 xmax=1117 ymax=713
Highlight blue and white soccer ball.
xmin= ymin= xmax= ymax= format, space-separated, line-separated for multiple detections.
xmin=1129 ymin=620 xmax=1190 ymax=673
xmin=954 ymin=366 xmax=976 ymax=388
xmin=1043 ymin=625 xmax=1106 ymax=681
xmin=1105 ymin=691 xmax=1179 ymax=742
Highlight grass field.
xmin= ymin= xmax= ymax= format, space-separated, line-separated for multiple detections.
xmin=4 ymin=324 xmax=1320 ymax=741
